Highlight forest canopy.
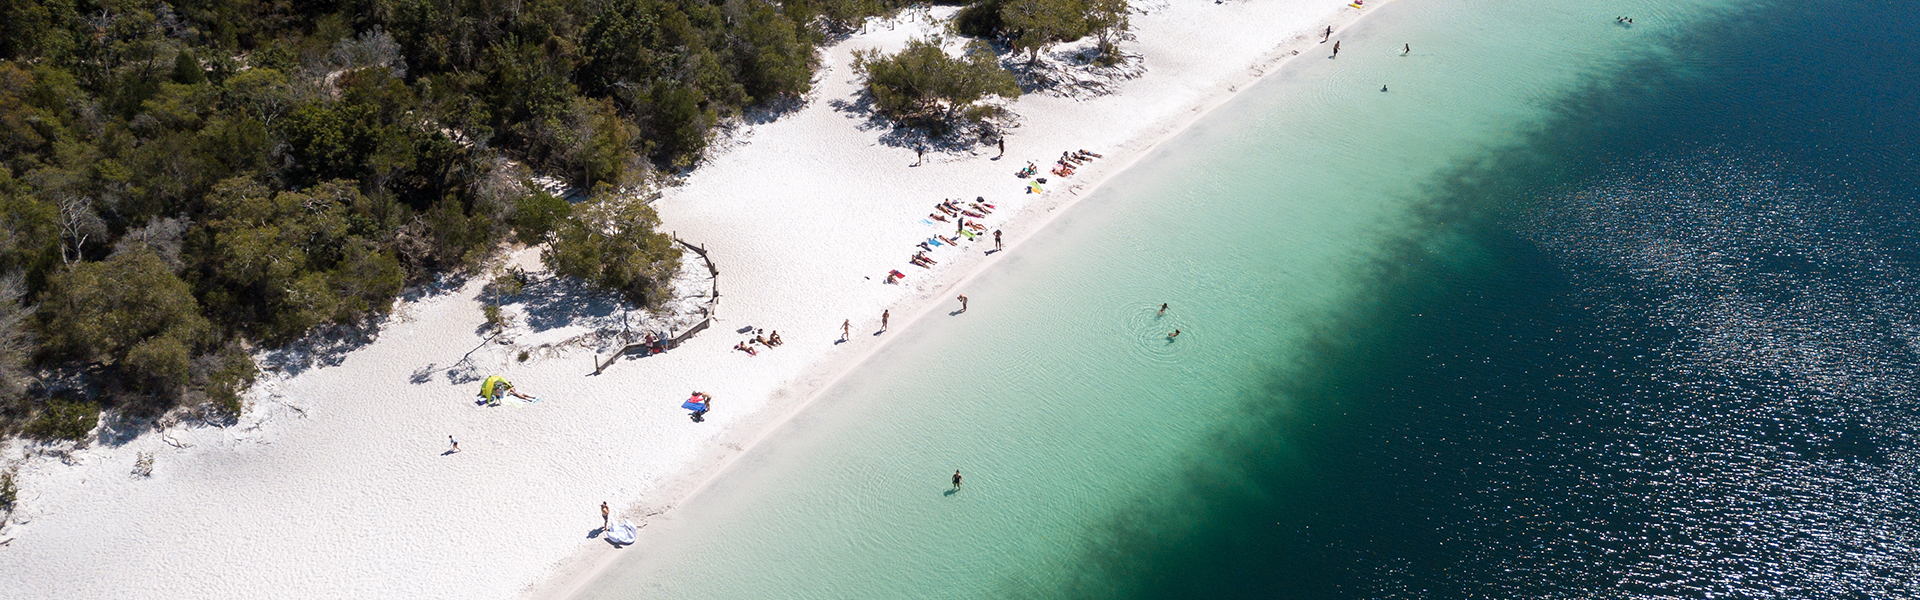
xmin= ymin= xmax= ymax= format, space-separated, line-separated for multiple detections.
xmin=0 ymin=0 xmax=903 ymax=436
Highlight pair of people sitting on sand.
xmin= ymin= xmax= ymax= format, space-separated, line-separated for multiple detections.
xmin=754 ymin=331 xmax=782 ymax=347
xmin=1061 ymin=149 xmax=1103 ymax=165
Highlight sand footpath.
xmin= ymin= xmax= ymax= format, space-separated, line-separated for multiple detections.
xmin=0 ymin=1 xmax=1390 ymax=598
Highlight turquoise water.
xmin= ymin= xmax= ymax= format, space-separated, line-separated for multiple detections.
xmin=562 ymin=0 xmax=1917 ymax=597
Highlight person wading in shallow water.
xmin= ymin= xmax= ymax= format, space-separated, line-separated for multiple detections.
xmin=952 ymin=470 xmax=963 ymax=490
xmin=1333 ymin=41 xmax=1341 ymax=57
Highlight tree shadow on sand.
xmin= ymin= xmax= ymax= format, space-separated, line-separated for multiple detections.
xmin=504 ymin=274 xmax=632 ymax=333
xmin=259 ymin=273 xmax=471 ymax=378
xmin=1002 ymin=46 xmax=1147 ymax=101
xmin=828 ymin=88 xmax=1011 ymax=161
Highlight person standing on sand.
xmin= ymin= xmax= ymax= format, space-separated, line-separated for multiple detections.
xmin=449 ymin=435 xmax=459 ymax=453
xmin=957 ymin=295 xmax=968 ymax=312
xmin=882 ymin=310 xmax=890 ymax=332
xmin=996 ymin=138 xmax=1005 ymax=159
xmin=952 ymin=470 xmax=963 ymax=490
xmin=601 ymin=502 xmax=610 ymax=530
xmin=1324 ymin=26 xmax=1332 ymax=42
xmin=842 ymin=319 xmax=851 ymax=341
xmin=915 ymin=145 xmax=925 ymax=166
xmin=1333 ymin=41 xmax=1340 ymax=57
xmin=994 ymin=230 xmax=1003 ymax=251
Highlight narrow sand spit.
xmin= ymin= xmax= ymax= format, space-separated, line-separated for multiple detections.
xmin=0 ymin=2 xmax=1391 ymax=598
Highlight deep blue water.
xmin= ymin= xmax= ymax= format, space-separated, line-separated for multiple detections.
xmin=1066 ymin=0 xmax=1920 ymax=597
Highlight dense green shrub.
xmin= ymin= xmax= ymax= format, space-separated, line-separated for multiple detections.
xmin=25 ymin=398 xmax=98 ymax=441
xmin=955 ymin=0 xmax=1131 ymax=63
xmin=201 ymin=345 xmax=258 ymax=419
xmin=192 ymin=179 xmax=405 ymax=342
xmin=542 ymin=191 xmax=682 ymax=306
xmin=42 ymin=250 xmax=210 ymax=389
xmin=511 ymin=191 xmax=573 ymax=245
xmin=852 ymin=37 xmax=1019 ymax=128
xmin=1 ymin=467 xmax=15 ymax=509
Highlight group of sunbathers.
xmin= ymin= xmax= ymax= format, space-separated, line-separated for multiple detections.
xmin=927 ymin=198 xmax=994 ymax=223
xmin=895 ymin=196 xmax=1003 ymax=280
xmin=1051 ymin=149 xmax=1103 ymax=177
xmin=733 ymin=329 xmax=782 ymax=356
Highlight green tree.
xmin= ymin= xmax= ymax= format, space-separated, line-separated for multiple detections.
xmin=41 ymin=250 xmax=210 ymax=388
xmin=171 ymin=51 xmax=206 ymax=85
xmin=852 ymin=37 xmax=1019 ymax=126
xmin=1086 ymin=0 xmax=1132 ymax=63
xmin=512 ymin=190 xmax=572 ymax=245
xmin=1001 ymin=0 xmax=1089 ymax=65
xmin=542 ymin=189 xmax=681 ymax=306
xmin=194 ymin=178 xmax=403 ymax=340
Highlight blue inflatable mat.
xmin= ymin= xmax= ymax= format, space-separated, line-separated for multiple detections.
xmin=682 ymin=400 xmax=708 ymax=410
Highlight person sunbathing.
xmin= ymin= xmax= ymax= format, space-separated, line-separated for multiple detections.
xmin=937 ymin=234 xmax=959 ymax=245
xmin=755 ymin=334 xmax=772 ymax=346
xmin=915 ymin=252 xmax=938 ymax=265
xmin=937 ymin=204 xmax=959 ymax=216
xmin=1076 ymin=149 xmax=1103 ymax=159
xmin=768 ymin=331 xmax=783 ymax=346
xmin=969 ymin=202 xmax=993 ymax=214
xmin=929 ymin=212 xmax=948 ymax=222
xmin=734 ymin=341 xmax=758 ymax=356
xmin=964 ymin=221 xmax=987 ymax=233
xmin=1018 ymin=162 xmax=1037 ymax=177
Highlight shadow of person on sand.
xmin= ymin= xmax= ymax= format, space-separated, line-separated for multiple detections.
xmin=587 ymin=527 xmax=604 ymax=539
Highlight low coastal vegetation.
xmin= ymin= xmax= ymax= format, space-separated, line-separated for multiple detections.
xmin=0 ymin=0 xmax=903 ymax=439
xmin=0 ymin=0 xmax=1130 ymax=441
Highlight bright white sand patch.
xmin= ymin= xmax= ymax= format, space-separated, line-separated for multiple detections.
xmin=0 ymin=1 xmax=1389 ymax=598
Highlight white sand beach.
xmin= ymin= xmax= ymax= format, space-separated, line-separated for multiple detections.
xmin=0 ymin=1 xmax=1390 ymax=597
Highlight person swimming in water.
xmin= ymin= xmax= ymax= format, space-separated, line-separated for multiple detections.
xmin=1168 ymin=329 xmax=1181 ymax=339
xmin=1157 ymin=303 xmax=1168 ymax=316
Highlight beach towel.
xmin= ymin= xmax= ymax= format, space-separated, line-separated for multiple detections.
xmin=606 ymin=521 xmax=638 ymax=545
